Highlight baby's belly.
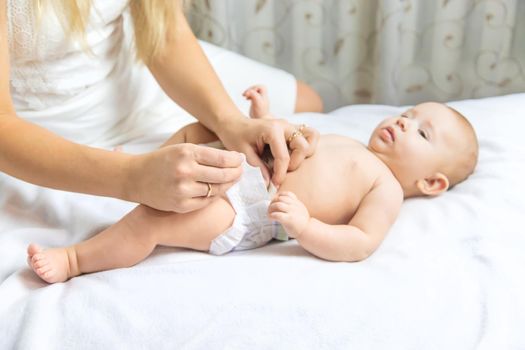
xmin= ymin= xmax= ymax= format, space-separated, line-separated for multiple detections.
xmin=278 ymin=153 xmax=368 ymax=225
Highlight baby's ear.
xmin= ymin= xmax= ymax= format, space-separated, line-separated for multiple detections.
xmin=416 ymin=173 xmax=449 ymax=196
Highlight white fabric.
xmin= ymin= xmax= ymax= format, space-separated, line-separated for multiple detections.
xmin=7 ymin=0 xmax=129 ymax=110
xmin=209 ymin=159 xmax=287 ymax=256
xmin=189 ymin=0 xmax=525 ymax=110
xmin=6 ymin=1 xmax=296 ymax=147
xmin=1 ymin=93 xmax=525 ymax=349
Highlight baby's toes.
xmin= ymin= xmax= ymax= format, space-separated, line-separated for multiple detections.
xmin=37 ymin=265 xmax=52 ymax=276
xmin=33 ymin=257 xmax=49 ymax=270
xmin=27 ymin=243 xmax=42 ymax=258
xmin=255 ymin=85 xmax=267 ymax=96
xmin=31 ymin=254 xmax=48 ymax=268
xmin=32 ymin=253 xmax=45 ymax=263
xmin=243 ymin=88 xmax=255 ymax=97
xmin=245 ymin=90 xmax=257 ymax=100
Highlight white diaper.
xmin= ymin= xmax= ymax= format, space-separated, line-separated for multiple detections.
xmin=209 ymin=159 xmax=289 ymax=255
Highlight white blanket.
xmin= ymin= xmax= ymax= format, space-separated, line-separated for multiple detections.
xmin=1 ymin=93 xmax=525 ymax=349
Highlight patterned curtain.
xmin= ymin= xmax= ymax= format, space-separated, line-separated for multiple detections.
xmin=187 ymin=0 xmax=525 ymax=110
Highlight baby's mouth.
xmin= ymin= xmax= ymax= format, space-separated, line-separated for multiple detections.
xmin=388 ymin=127 xmax=396 ymax=141
xmin=383 ymin=126 xmax=395 ymax=142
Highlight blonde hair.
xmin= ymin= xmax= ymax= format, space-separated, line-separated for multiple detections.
xmin=35 ymin=0 xmax=182 ymax=64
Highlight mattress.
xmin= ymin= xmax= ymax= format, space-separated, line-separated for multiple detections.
xmin=1 ymin=93 xmax=524 ymax=349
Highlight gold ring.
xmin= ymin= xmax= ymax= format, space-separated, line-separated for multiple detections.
xmin=206 ymin=182 xmax=213 ymax=198
xmin=298 ymin=124 xmax=307 ymax=133
xmin=287 ymin=130 xmax=303 ymax=144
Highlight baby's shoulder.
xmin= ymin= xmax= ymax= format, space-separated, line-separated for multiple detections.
xmin=359 ymin=149 xmax=403 ymax=196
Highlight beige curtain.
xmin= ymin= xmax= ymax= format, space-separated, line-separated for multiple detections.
xmin=188 ymin=0 xmax=525 ymax=110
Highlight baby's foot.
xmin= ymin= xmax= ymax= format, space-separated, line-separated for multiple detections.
xmin=243 ymin=85 xmax=270 ymax=119
xmin=27 ymin=243 xmax=78 ymax=283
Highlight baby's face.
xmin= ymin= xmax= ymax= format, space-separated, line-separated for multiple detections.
xmin=368 ymin=102 xmax=466 ymax=193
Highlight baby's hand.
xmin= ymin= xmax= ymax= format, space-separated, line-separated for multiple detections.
xmin=242 ymin=85 xmax=270 ymax=119
xmin=268 ymin=191 xmax=310 ymax=238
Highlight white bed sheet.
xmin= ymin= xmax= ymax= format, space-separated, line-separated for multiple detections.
xmin=1 ymin=93 xmax=525 ymax=349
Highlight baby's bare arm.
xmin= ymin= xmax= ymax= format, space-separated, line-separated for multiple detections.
xmin=295 ymin=178 xmax=403 ymax=262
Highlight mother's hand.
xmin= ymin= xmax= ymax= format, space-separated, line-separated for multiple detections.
xmin=126 ymin=143 xmax=243 ymax=212
xmin=217 ymin=117 xmax=319 ymax=186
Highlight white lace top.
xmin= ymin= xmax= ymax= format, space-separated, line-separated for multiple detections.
xmin=6 ymin=0 xmax=185 ymax=146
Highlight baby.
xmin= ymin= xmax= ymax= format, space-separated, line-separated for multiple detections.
xmin=27 ymin=85 xmax=478 ymax=283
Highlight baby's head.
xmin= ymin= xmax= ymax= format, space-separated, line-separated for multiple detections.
xmin=368 ymin=102 xmax=478 ymax=198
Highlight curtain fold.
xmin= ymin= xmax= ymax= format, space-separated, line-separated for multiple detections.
xmin=188 ymin=0 xmax=525 ymax=110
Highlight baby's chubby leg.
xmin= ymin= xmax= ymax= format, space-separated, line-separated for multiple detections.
xmin=160 ymin=121 xmax=218 ymax=147
xmin=27 ymin=198 xmax=236 ymax=283
xmin=27 ymin=121 xmax=239 ymax=284
xmin=26 ymin=86 xmax=278 ymax=284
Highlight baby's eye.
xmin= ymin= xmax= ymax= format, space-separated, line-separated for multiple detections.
xmin=401 ymin=114 xmax=409 ymax=118
xmin=418 ymin=129 xmax=428 ymax=139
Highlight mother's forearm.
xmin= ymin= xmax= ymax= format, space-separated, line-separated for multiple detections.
xmin=0 ymin=113 xmax=133 ymax=200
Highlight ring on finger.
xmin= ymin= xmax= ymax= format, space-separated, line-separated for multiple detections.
xmin=287 ymin=130 xmax=304 ymax=144
xmin=206 ymin=182 xmax=213 ymax=198
xmin=298 ymin=124 xmax=307 ymax=133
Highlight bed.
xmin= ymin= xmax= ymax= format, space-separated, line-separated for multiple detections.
xmin=1 ymin=91 xmax=524 ymax=349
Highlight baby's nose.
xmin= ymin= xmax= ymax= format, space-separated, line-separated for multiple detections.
xmin=396 ymin=118 xmax=407 ymax=131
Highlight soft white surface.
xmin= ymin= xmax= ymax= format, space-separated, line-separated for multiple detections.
xmin=1 ymin=93 xmax=525 ymax=349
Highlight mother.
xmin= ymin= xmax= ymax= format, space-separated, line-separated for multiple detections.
xmin=0 ymin=0 xmax=323 ymax=213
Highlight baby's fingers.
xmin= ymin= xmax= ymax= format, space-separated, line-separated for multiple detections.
xmin=275 ymin=194 xmax=296 ymax=205
xmin=268 ymin=201 xmax=290 ymax=214
xmin=268 ymin=211 xmax=288 ymax=223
